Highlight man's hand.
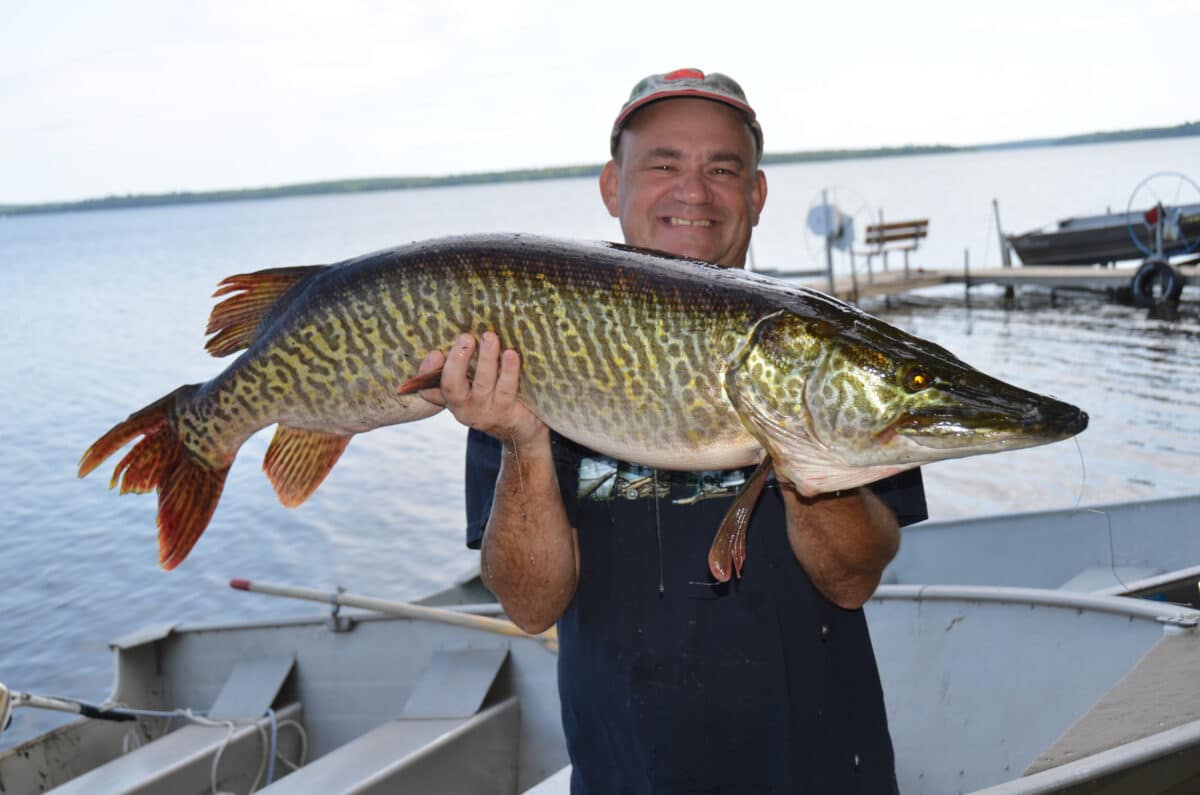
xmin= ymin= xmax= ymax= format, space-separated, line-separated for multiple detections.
xmin=415 ymin=332 xmax=547 ymax=448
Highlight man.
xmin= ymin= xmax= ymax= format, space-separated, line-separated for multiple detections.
xmin=417 ymin=69 xmax=927 ymax=793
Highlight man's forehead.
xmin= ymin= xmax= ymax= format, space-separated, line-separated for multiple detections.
xmin=619 ymin=99 xmax=758 ymax=158
xmin=636 ymin=145 xmax=749 ymax=165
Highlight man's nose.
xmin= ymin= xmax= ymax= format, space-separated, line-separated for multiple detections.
xmin=673 ymin=169 xmax=712 ymax=204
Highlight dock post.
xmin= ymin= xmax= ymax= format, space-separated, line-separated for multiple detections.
xmin=823 ymin=189 xmax=836 ymax=295
xmin=993 ymin=199 xmax=1015 ymax=300
xmin=848 ymin=250 xmax=860 ymax=303
xmin=878 ymin=209 xmax=888 ymax=272
xmin=992 ymin=199 xmax=1012 ymax=268
xmin=963 ymin=248 xmax=972 ymax=309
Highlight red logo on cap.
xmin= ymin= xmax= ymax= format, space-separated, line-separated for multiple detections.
xmin=664 ymin=68 xmax=705 ymax=82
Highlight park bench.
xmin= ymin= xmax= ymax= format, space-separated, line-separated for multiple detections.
xmin=854 ymin=217 xmax=929 ymax=280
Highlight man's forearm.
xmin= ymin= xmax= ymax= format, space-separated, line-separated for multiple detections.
xmin=480 ymin=430 xmax=578 ymax=634
xmin=782 ymin=486 xmax=900 ymax=610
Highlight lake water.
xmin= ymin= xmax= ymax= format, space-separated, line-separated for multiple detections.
xmin=2 ymin=138 xmax=1198 ymax=747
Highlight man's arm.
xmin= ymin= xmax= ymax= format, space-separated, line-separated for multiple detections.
xmin=480 ymin=428 xmax=578 ymax=633
xmin=417 ymin=333 xmax=578 ymax=634
xmin=780 ymin=486 xmax=901 ymax=610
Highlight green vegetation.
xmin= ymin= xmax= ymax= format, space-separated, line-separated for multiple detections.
xmin=2 ymin=122 xmax=1196 ymax=218
xmin=0 ymin=165 xmax=603 ymax=217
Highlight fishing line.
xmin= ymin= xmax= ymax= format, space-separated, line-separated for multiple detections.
xmin=1072 ymin=436 xmax=1087 ymax=509
xmin=1103 ymin=509 xmax=1127 ymax=592
xmin=1071 ymin=438 xmax=1126 ymax=591
xmin=653 ymin=468 xmax=665 ymax=596
xmin=508 ymin=434 xmax=533 ymax=569
xmin=509 ymin=436 xmax=527 ymax=520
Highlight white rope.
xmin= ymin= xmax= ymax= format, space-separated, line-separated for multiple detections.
xmin=13 ymin=693 xmax=309 ymax=793
xmin=109 ymin=704 xmax=306 ymax=795
xmin=207 ymin=719 xmax=237 ymax=794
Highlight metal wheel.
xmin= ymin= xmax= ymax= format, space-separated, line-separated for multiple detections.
xmin=802 ymin=186 xmax=875 ymax=269
xmin=1125 ymin=171 xmax=1200 ymax=258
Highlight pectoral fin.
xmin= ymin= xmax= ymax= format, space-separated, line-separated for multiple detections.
xmin=397 ymin=368 xmax=444 ymax=395
xmin=263 ymin=426 xmax=352 ymax=507
xmin=397 ymin=357 xmax=482 ymax=396
xmin=707 ymin=455 xmax=774 ymax=582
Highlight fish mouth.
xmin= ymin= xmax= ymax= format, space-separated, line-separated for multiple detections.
xmin=889 ymin=399 xmax=1089 ymax=451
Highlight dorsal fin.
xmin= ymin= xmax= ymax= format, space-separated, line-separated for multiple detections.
xmin=205 ymin=265 xmax=327 ymax=357
xmin=262 ymin=425 xmax=352 ymax=507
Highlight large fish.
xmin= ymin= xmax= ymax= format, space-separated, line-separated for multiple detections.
xmin=80 ymin=234 xmax=1087 ymax=575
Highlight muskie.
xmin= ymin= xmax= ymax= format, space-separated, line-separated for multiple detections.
xmin=80 ymin=234 xmax=1088 ymax=575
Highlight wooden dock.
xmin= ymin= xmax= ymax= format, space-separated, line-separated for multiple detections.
xmin=780 ymin=263 xmax=1198 ymax=302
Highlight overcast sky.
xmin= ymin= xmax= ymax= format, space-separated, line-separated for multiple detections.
xmin=3 ymin=0 xmax=1195 ymax=204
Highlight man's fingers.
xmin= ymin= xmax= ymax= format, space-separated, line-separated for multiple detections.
xmin=440 ymin=333 xmax=477 ymax=405
xmin=408 ymin=333 xmax=526 ymax=433
xmin=471 ymin=332 xmax=502 ymax=403
xmin=411 ymin=349 xmax=448 ymax=406
xmin=418 ymin=349 xmax=446 ymax=374
xmin=495 ymin=348 xmax=522 ymax=403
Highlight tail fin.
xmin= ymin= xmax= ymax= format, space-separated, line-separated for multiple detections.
xmin=79 ymin=385 xmax=231 ymax=570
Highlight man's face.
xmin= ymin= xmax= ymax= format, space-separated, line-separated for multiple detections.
xmin=600 ymin=98 xmax=767 ymax=268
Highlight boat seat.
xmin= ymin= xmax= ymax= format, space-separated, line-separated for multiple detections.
xmin=261 ymin=697 xmax=519 ymax=794
xmin=1058 ymin=566 xmax=1163 ymax=593
xmin=48 ymin=654 xmax=300 ymax=794
xmin=1025 ymin=629 xmax=1200 ymax=777
xmin=523 ymin=764 xmax=572 ymax=793
xmin=260 ymin=646 xmax=519 ymax=794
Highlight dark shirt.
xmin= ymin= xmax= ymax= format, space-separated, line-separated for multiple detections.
xmin=465 ymin=429 xmax=927 ymax=794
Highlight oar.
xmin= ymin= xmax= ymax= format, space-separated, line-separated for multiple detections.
xmin=0 ymin=682 xmax=137 ymax=734
xmin=229 ymin=578 xmax=558 ymax=654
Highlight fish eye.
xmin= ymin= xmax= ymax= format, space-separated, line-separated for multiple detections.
xmin=904 ymin=368 xmax=933 ymax=392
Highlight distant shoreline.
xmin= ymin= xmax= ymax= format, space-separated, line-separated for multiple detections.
xmin=3 ymin=121 xmax=1196 ymax=218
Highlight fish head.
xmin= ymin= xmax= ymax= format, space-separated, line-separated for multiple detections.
xmin=725 ymin=302 xmax=1089 ymax=495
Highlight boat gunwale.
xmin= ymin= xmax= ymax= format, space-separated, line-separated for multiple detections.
xmin=103 ymin=579 xmax=1200 ymax=651
xmin=908 ymin=493 xmax=1200 ymax=534
xmin=872 ymin=583 xmax=1200 ymax=625
xmin=967 ymin=717 xmax=1200 ymax=795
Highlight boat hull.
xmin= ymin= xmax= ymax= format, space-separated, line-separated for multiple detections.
xmin=7 ymin=498 xmax=1200 ymax=793
xmin=1008 ymin=205 xmax=1200 ymax=265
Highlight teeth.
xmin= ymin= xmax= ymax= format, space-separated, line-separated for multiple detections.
xmin=668 ymin=217 xmax=712 ymax=227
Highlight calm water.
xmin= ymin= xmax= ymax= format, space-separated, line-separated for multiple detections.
xmin=2 ymin=138 xmax=1198 ymax=746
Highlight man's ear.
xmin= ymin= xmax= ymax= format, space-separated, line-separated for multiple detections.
xmin=599 ymin=160 xmax=621 ymax=218
xmin=751 ymin=169 xmax=768 ymax=226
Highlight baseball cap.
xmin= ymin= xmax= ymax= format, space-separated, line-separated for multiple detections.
xmin=610 ymin=68 xmax=763 ymax=158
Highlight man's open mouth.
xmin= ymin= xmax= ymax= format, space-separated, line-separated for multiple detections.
xmin=665 ymin=217 xmax=713 ymax=227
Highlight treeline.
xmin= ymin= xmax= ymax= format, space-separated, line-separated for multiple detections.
xmin=3 ymin=123 xmax=1196 ymax=218
xmin=0 ymin=165 xmax=604 ymax=217
xmin=974 ymin=121 xmax=1200 ymax=151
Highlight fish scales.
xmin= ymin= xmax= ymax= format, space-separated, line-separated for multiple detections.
xmin=176 ymin=236 xmax=766 ymax=471
xmin=80 ymin=233 xmax=1088 ymax=570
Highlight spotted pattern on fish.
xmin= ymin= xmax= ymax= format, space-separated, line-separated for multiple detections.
xmin=81 ymin=233 xmax=1090 ymax=570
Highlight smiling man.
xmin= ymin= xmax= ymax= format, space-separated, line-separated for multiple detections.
xmin=600 ymin=72 xmax=767 ymax=267
xmin=422 ymin=69 xmax=928 ymax=793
